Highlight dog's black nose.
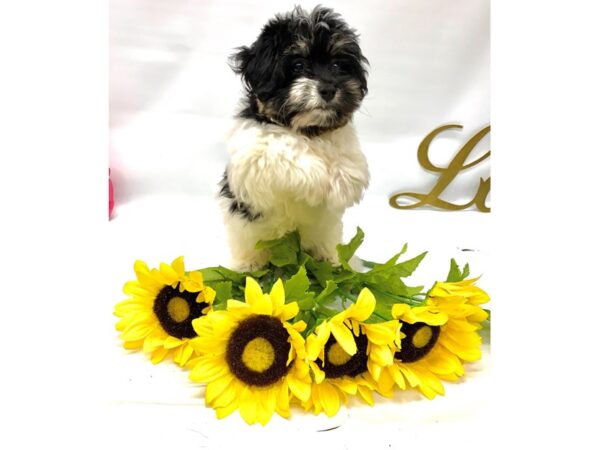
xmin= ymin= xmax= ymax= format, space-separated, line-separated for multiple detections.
xmin=319 ymin=85 xmax=336 ymax=102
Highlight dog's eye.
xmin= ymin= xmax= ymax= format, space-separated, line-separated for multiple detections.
xmin=292 ymin=62 xmax=305 ymax=73
xmin=331 ymin=62 xmax=341 ymax=71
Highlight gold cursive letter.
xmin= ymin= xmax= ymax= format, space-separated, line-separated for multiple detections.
xmin=389 ymin=124 xmax=491 ymax=212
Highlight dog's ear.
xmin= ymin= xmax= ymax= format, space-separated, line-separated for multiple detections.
xmin=229 ymin=47 xmax=252 ymax=78
xmin=229 ymin=22 xmax=288 ymax=100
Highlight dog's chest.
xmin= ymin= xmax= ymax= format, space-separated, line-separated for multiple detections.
xmin=227 ymin=119 xmax=363 ymax=178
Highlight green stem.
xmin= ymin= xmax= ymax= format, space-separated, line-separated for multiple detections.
xmin=368 ymin=286 xmax=425 ymax=306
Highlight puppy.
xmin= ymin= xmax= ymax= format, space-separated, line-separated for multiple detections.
xmin=220 ymin=6 xmax=369 ymax=271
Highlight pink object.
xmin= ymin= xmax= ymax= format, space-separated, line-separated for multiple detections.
xmin=109 ymin=169 xmax=114 ymax=218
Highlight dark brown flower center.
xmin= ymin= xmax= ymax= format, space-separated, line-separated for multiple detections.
xmin=394 ymin=322 xmax=441 ymax=363
xmin=226 ymin=315 xmax=291 ymax=386
xmin=321 ymin=333 xmax=368 ymax=378
xmin=153 ymin=284 xmax=208 ymax=339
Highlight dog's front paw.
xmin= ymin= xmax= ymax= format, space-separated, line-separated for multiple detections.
xmin=230 ymin=251 xmax=269 ymax=273
xmin=306 ymin=245 xmax=339 ymax=266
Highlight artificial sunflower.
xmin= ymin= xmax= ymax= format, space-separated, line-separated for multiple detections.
xmin=303 ymin=288 xmax=400 ymax=417
xmin=428 ymin=277 xmax=490 ymax=326
xmin=377 ymin=279 xmax=489 ymax=399
xmin=114 ymin=257 xmax=216 ymax=366
xmin=188 ymin=277 xmax=311 ymax=425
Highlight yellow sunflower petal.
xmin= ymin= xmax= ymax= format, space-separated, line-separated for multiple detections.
xmin=151 ymin=347 xmax=169 ymax=364
xmin=244 ymin=277 xmax=263 ymax=305
xmin=363 ymin=321 xmax=399 ymax=346
xmin=163 ymin=336 xmax=183 ymax=349
xmin=188 ymin=270 xmax=204 ymax=285
xmin=367 ymin=359 xmax=382 ymax=381
xmin=329 ymin=321 xmax=357 ymax=355
xmin=133 ymin=260 xmax=151 ymax=279
xmin=123 ymin=339 xmax=144 ymax=350
xmin=280 ymin=302 xmax=299 ymax=322
xmin=333 ymin=378 xmax=357 ymax=395
xmin=122 ymin=281 xmax=153 ymax=298
xmin=205 ymin=374 xmax=235 ymax=405
xmin=189 ymin=356 xmax=228 ymax=382
xmin=211 ymin=376 xmax=239 ymax=408
xmin=201 ymin=286 xmax=216 ymax=303
xmin=171 ymin=256 xmax=185 ymax=278
xmin=173 ymin=343 xmax=195 ymax=366
xmin=275 ymin=380 xmax=290 ymax=416
xmin=114 ymin=302 xmax=151 ymax=318
xmin=121 ymin=323 xmax=155 ymax=342
xmin=256 ymin=387 xmax=277 ymax=425
xmin=423 ymin=347 xmax=464 ymax=376
xmin=249 ymin=293 xmax=273 ymax=316
xmin=356 ymin=384 xmax=375 ymax=406
xmin=398 ymin=364 xmax=421 ymax=387
xmin=142 ymin=334 xmax=163 ymax=353
xmin=317 ymin=382 xmax=341 ymax=417
xmin=158 ymin=263 xmax=179 ymax=285
xmin=377 ymin=367 xmax=397 ymax=394
xmin=412 ymin=307 xmax=449 ymax=326
xmin=238 ymin=387 xmax=259 ymax=424
xmin=309 ymin=361 xmax=326 ymax=384
xmin=346 ymin=288 xmax=375 ymax=322
xmin=441 ymin=336 xmax=482 ymax=362
xmin=392 ymin=303 xmax=412 ymax=320
xmin=369 ymin=343 xmax=394 ymax=367
xmin=388 ymin=364 xmax=406 ymax=390
xmin=415 ymin=367 xmax=445 ymax=399
xmin=215 ymin=400 xmax=238 ymax=420
xmin=287 ymin=373 xmax=311 ymax=402
xmin=227 ymin=299 xmax=249 ymax=311
xmin=270 ymin=279 xmax=285 ymax=310
xmin=306 ymin=324 xmax=330 ymax=360
xmin=291 ymin=320 xmax=306 ymax=333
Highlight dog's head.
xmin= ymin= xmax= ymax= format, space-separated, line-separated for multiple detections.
xmin=231 ymin=6 xmax=368 ymax=135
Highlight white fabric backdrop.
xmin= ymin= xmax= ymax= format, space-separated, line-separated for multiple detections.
xmin=108 ymin=1 xmax=491 ymax=446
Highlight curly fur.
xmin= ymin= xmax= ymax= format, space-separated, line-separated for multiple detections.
xmin=220 ymin=6 xmax=370 ymax=270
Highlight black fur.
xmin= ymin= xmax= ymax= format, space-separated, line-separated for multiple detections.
xmin=219 ymin=171 xmax=262 ymax=221
xmin=230 ymin=6 xmax=369 ymax=136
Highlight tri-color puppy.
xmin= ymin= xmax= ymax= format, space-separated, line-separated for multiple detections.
xmin=220 ymin=6 xmax=370 ymax=271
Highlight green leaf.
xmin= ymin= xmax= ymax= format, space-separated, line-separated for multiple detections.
xmin=393 ymin=251 xmax=427 ymax=278
xmin=366 ymin=252 xmax=403 ymax=274
xmin=404 ymin=285 xmax=426 ymax=297
xmin=305 ymin=257 xmax=334 ymax=287
xmin=249 ymin=268 xmax=270 ymax=278
xmin=462 ymin=263 xmax=470 ymax=280
xmin=314 ymin=304 xmax=340 ymax=317
xmin=314 ymin=280 xmax=338 ymax=305
xmin=332 ymin=270 xmax=355 ymax=283
xmin=211 ymin=281 xmax=233 ymax=303
xmin=255 ymin=231 xmax=301 ymax=267
xmin=358 ymin=251 xmax=426 ymax=294
xmin=362 ymin=273 xmax=409 ymax=296
xmin=336 ymin=227 xmax=365 ymax=270
xmin=446 ymin=258 xmax=470 ymax=282
xmin=284 ymin=266 xmax=313 ymax=303
xmin=297 ymin=296 xmax=317 ymax=311
xmin=200 ymin=266 xmax=245 ymax=283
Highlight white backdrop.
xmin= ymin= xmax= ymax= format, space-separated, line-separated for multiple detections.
xmin=108 ymin=1 xmax=491 ymax=447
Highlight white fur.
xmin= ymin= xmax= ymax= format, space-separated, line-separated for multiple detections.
xmin=222 ymin=118 xmax=369 ymax=271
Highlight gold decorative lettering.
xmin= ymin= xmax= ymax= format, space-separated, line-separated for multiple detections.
xmin=389 ymin=124 xmax=491 ymax=212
